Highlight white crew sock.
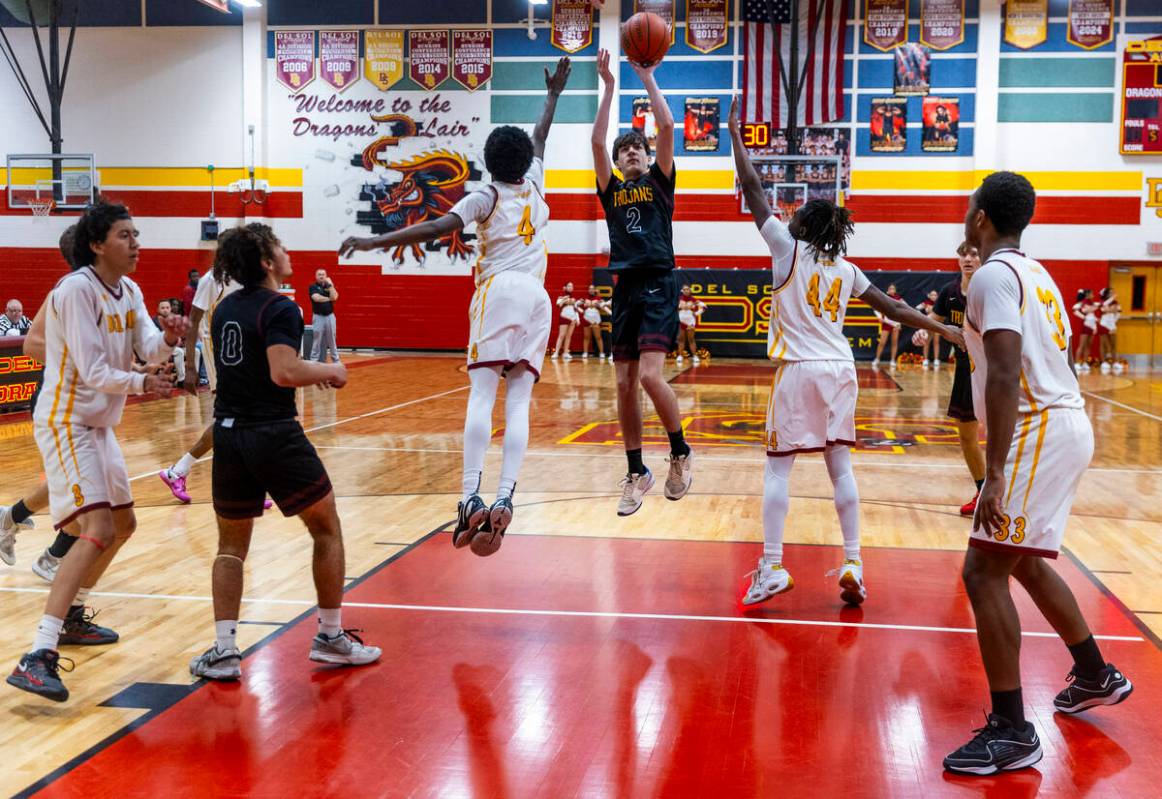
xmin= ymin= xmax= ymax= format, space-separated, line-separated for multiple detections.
xmin=172 ymin=452 xmax=198 ymax=478
xmin=762 ymin=455 xmax=795 ymax=563
xmin=33 ymin=614 xmax=65 ymax=652
xmin=462 ymin=368 xmax=501 ymax=500
xmin=318 ymin=607 xmax=342 ymax=639
xmin=497 ymin=368 xmax=536 ymax=500
xmin=215 ymin=619 xmax=238 ymax=652
xmin=824 ymin=445 xmax=861 ymax=561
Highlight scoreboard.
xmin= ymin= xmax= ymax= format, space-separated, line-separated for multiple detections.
xmin=1121 ymin=35 xmax=1162 ymax=155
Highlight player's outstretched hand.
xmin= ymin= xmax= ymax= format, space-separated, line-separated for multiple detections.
xmin=339 ymin=236 xmax=373 ymax=258
xmin=728 ymin=95 xmax=740 ymax=135
xmin=144 ymin=364 xmax=177 ymax=396
xmin=327 ymin=362 xmax=348 ymax=389
xmin=596 ymin=49 xmax=614 ymax=88
xmin=629 ymin=60 xmax=657 ymax=80
xmin=940 ymin=324 xmax=966 ymax=351
xmin=162 ymin=314 xmax=190 ymax=347
xmin=545 ymin=57 xmax=571 ymax=95
xmin=975 ymin=479 xmax=1005 ymax=537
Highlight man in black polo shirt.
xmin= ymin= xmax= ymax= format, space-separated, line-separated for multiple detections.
xmin=189 ymin=223 xmax=379 ymax=682
xmin=309 ymin=267 xmax=340 ymax=363
xmin=591 ymin=48 xmax=692 ymax=517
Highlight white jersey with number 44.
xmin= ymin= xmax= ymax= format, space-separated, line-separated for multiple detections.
xmin=964 ymin=248 xmax=1084 ymax=417
xmin=450 ymin=156 xmax=549 ymax=287
xmin=761 ymin=216 xmax=870 ymax=362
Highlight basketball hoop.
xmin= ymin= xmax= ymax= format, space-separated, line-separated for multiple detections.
xmin=28 ymin=198 xmax=55 ymax=217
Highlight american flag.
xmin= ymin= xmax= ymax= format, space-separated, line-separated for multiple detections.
xmin=742 ymin=0 xmax=848 ymax=127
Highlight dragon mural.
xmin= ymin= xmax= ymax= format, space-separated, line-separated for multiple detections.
xmin=353 ymin=147 xmax=479 ymax=265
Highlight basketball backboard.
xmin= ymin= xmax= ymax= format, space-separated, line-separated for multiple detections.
xmin=6 ymin=153 xmax=97 ymax=211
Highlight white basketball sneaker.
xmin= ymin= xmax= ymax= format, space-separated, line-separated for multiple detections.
xmin=616 ymin=469 xmax=655 ymax=516
xmin=0 ymin=504 xmax=34 ymax=566
xmin=309 ymin=629 xmax=382 ymax=666
xmin=838 ymin=559 xmax=867 ymax=605
xmin=742 ymin=556 xmax=794 ymax=605
xmin=663 ymin=451 xmax=693 ymax=501
xmin=190 ymin=644 xmax=242 ymax=681
xmin=32 ymin=549 xmax=61 ymax=583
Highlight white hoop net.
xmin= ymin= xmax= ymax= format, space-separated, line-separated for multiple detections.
xmin=28 ymin=198 xmax=55 ymax=217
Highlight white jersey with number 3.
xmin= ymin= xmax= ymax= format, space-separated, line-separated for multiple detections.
xmin=761 ymin=216 xmax=870 ymax=362
xmin=451 ymin=157 xmax=549 ymax=287
xmin=964 ymin=248 xmax=1084 ymax=416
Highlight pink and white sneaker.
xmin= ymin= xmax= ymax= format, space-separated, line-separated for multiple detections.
xmin=159 ymin=469 xmax=191 ymax=504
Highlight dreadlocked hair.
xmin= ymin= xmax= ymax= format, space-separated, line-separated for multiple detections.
xmin=794 ymin=199 xmax=854 ymax=261
xmin=213 ymin=223 xmax=282 ymax=288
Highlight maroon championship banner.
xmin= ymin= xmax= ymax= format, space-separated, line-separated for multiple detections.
xmin=452 ymin=30 xmax=492 ymax=92
xmin=275 ymin=30 xmax=315 ymax=91
xmin=635 ymin=1 xmax=675 ymax=45
xmin=864 ymin=0 xmax=908 ymax=52
xmin=319 ymin=30 xmax=360 ymax=92
xmin=920 ymin=0 xmax=964 ymax=51
xmin=409 ymin=30 xmax=450 ymax=91
xmin=1067 ymin=0 xmax=1114 ymax=51
xmin=551 ymin=0 xmax=594 ymax=53
xmin=686 ymin=0 xmax=728 ymax=54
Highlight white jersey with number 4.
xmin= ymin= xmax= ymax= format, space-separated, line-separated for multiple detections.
xmin=760 ymin=216 xmax=870 ymax=362
xmin=964 ymin=248 xmax=1084 ymax=417
xmin=451 ymin=157 xmax=549 ymax=287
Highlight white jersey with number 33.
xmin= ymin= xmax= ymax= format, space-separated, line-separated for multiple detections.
xmin=964 ymin=248 xmax=1084 ymax=416
xmin=761 ymin=216 xmax=870 ymax=362
xmin=451 ymin=157 xmax=549 ymax=287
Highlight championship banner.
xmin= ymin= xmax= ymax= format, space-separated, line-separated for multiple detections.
xmin=409 ymin=30 xmax=450 ymax=91
xmin=1067 ymin=0 xmax=1113 ymax=51
xmin=686 ymin=0 xmax=728 ymax=54
xmin=275 ymin=30 xmax=315 ymax=91
xmin=863 ymin=0 xmax=907 ymax=52
xmin=635 ymin=0 xmax=675 ymax=45
xmin=320 ymin=31 xmax=360 ymax=92
xmin=452 ymin=30 xmax=492 ymax=92
xmin=1004 ymin=0 xmax=1048 ymax=50
xmin=870 ymin=97 xmax=907 ymax=152
xmin=364 ymin=30 xmax=404 ymax=91
xmin=551 ymin=0 xmax=594 ymax=53
xmin=922 ymin=96 xmax=959 ymax=152
xmin=919 ymin=0 xmax=964 ymax=51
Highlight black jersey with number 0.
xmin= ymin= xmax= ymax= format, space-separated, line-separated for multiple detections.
xmin=212 ymin=286 xmax=303 ymax=423
xmin=597 ymin=162 xmax=676 ymax=272
xmin=933 ymin=278 xmax=967 ymax=328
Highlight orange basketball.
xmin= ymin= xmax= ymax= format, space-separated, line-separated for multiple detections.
xmin=621 ymin=12 xmax=670 ymax=68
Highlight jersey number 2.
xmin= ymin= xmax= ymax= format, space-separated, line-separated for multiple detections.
xmin=1035 ymin=287 xmax=1068 ymax=351
xmin=806 ymin=274 xmax=842 ymax=322
xmin=517 ymin=205 xmax=536 ymax=246
xmin=625 ymin=206 xmax=642 ymax=234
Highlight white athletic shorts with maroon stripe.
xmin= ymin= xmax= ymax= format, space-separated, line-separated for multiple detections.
xmin=970 ymin=407 xmax=1092 ymax=559
xmin=467 ymin=270 xmax=552 ymax=379
xmin=765 ymin=360 xmax=858 ymax=456
xmin=34 ymin=423 xmax=134 ymax=530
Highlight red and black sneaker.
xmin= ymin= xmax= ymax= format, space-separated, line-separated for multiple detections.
xmin=59 ymin=605 xmax=119 ymax=646
xmin=960 ymin=491 xmax=980 ymax=517
xmin=6 ymin=649 xmax=73 ymax=702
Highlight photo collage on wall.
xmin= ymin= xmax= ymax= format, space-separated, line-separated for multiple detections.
xmin=633 ymin=96 xmax=723 ymax=153
xmin=741 ymin=127 xmax=850 ymax=216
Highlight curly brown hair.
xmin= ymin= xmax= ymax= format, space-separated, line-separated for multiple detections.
xmin=212 ymin=223 xmax=283 ymax=287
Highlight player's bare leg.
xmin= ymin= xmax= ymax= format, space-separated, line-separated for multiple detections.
xmin=614 ymin=359 xmax=653 ymax=514
xmin=956 ymin=420 xmax=986 ymax=515
xmin=639 ymin=351 xmax=692 ymax=502
xmin=686 ymin=329 xmax=700 ymax=363
xmin=191 ymin=514 xmax=252 ymax=680
xmin=160 ymin=424 xmax=213 ymax=503
xmin=962 ymin=547 xmax=1025 ymax=704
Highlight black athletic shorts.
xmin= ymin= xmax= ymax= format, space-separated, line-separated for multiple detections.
xmin=947 ymin=355 xmax=975 ymax=422
xmin=212 ymin=420 xmax=332 ymax=519
xmin=611 ymin=269 xmax=679 ymax=361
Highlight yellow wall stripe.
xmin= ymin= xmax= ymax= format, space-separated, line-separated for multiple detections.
xmin=852 ymin=170 xmax=1141 ymax=193
xmin=8 ymin=166 xmax=303 ymax=189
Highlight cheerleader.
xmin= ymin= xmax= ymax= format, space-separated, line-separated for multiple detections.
xmin=676 ymin=284 xmax=706 ymax=364
xmin=580 ymin=284 xmax=607 ymax=360
xmin=915 ymin=289 xmax=938 ymax=367
xmin=872 ymin=283 xmax=903 ymax=369
xmin=1098 ymin=287 xmax=1122 ymax=369
xmin=1072 ymin=288 xmax=1097 ymax=372
xmin=551 ymin=282 xmax=579 ymax=360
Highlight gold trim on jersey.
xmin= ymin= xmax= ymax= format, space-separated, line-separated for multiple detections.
xmin=475 ymin=276 xmax=495 ymax=339
xmin=1019 ymin=371 xmax=1039 ymax=413
xmin=46 ymin=344 xmax=71 ymax=479
xmin=1006 ymin=414 xmax=1034 ymax=505
xmin=62 ymin=368 xmax=81 ymax=476
xmin=1022 ymin=410 xmax=1050 ymax=514
xmin=771 ymin=243 xmax=798 ymax=296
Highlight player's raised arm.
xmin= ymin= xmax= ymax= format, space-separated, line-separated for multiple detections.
xmin=533 ymin=57 xmax=571 ymax=160
xmin=728 ymin=96 xmax=771 ymax=230
xmin=860 ymin=284 xmax=965 ymax=350
xmin=631 ymin=61 xmax=673 ymax=178
xmin=591 ymin=48 xmax=616 ymax=193
xmin=339 ymin=214 xmax=465 ymax=259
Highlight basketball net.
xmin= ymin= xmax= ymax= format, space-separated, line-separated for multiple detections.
xmin=28 ymin=198 xmax=55 ymax=217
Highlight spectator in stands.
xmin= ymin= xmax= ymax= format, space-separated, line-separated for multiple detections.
xmin=0 ymin=299 xmax=32 ymax=336
xmin=153 ymin=298 xmax=186 ymax=382
xmin=180 ymin=268 xmax=200 ymax=316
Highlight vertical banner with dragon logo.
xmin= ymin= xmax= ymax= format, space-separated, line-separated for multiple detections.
xmin=364 ymin=30 xmax=404 ymax=91
xmin=552 ymin=0 xmax=594 ymax=53
xmin=320 ymin=31 xmax=360 ymax=92
xmin=1004 ymin=0 xmax=1048 ymax=50
xmin=409 ymin=30 xmax=450 ymax=91
xmin=635 ymin=1 xmax=675 ymax=45
xmin=1067 ymin=0 xmax=1113 ymax=51
xmin=275 ymin=30 xmax=315 ymax=91
xmin=685 ymin=0 xmax=728 ymax=54
xmin=452 ymin=30 xmax=492 ymax=92
xmin=919 ymin=0 xmax=964 ymax=51
xmin=864 ymin=0 xmax=908 ymax=52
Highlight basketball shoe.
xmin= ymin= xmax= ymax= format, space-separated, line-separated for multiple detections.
xmin=943 ymin=714 xmax=1042 ymax=775
xmin=59 ymin=606 xmax=119 ymax=646
xmin=1053 ymin=664 xmax=1132 ymax=714
xmin=617 ymin=469 xmax=654 ymax=516
xmin=960 ymin=491 xmax=979 ymax=516
xmin=454 ymin=494 xmax=488 ymax=548
xmin=0 ymin=504 xmax=35 ymax=566
xmin=309 ymin=629 xmax=381 ymax=666
xmin=190 ymin=644 xmax=242 ymax=681
xmin=742 ymin=556 xmax=794 ymax=605
xmin=664 ymin=452 xmax=693 ymax=501
xmin=487 ymin=495 xmax=514 ymax=540
xmin=158 ymin=469 xmax=191 ymax=503
xmin=7 ymin=649 xmax=73 ymax=702
xmin=32 ymin=549 xmax=60 ymax=583
xmin=837 ymin=559 xmax=866 ymax=605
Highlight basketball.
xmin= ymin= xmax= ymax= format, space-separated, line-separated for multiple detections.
xmin=470 ymin=529 xmax=504 ymax=557
xmin=911 ymin=329 xmax=930 ymax=347
xmin=622 ymin=12 xmax=670 ymax=67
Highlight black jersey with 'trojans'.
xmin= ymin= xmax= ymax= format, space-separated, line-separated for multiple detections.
xmin=597 ymin=162 xmax=676 ymax=272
